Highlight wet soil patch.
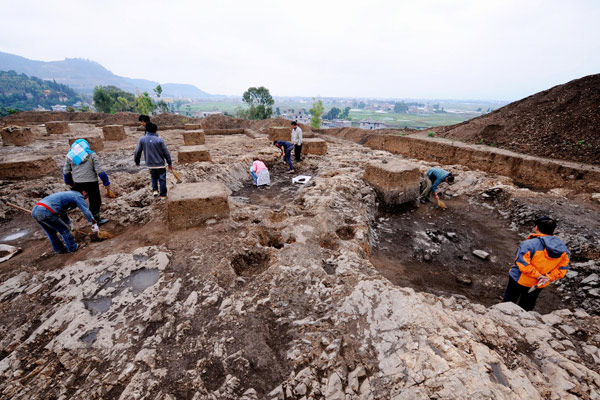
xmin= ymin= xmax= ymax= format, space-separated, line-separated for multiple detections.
xmin=232 ymin=163 xmax=318 ymax=209
xmin=370 ymin=198 xmax=570 ymax=314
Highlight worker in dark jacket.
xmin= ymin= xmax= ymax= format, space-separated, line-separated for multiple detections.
xmin=63 ymin=139 xmax=111 ymax=225
xmin=419 ymin=167 xmax=454 ymax=203
xmin=32 ymin=191 xmax=98 ymax=254
xmin=273 ymin=140 xmax=295 ymax=173
xmin=503 ymin=216 xmax=570 ymax=311
xmin=134 ymin=122 xmax=173 ymax=197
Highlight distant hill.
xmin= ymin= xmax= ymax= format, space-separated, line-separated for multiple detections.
xmin=438 ymin=74 xmax=600 ymax=165
xmin=0 ymin=51 xmax=213 ymax=99
xmin=0 ymin=70 xmax=81 ymax=114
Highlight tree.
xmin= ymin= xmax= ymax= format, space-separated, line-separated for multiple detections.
xmin=394 ymin=102 xmax=408 ymax=113
xmin=242 ymin=86 xmax=274 ymax=120
xmin=340 ymin=106 xmax=351 ymax=119
xmin=93 ymin=85 xmax=135 ymax=113
xmin=325 ymin=107 xmax=341 ymax=120
xmin=276 ymin=107 xmax=280 ymax=116
xmin=135 ymin=92 xmax=155 ymax=115
xmin=358 ymin=101 xmax=366 ymax=109
xmin=309 ymin=98 xmax=324 ymax=129
xmin=153 ymin=84 xmax=162 ymax=98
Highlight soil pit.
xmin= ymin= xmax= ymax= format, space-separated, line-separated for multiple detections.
xmin=232 ymin=163 xmax=318 ymax=209
xmin=370 ymin=198 xmax=570 ymax=314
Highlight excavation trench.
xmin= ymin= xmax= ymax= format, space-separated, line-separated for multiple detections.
xmin=369 ymin=197 xmax=572 ymax=314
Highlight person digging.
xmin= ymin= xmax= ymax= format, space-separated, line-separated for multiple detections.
xmin=31 ymin=190 xmax=99 ymax=254
xmin=502 ymin=216 xmax=570 ymax=311
xmin=273 ymin=140 xmax=295 ymax=174
xmin=419 ymin=167 xmax=454 ymax=204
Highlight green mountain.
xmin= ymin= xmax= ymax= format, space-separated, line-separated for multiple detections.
xmin=0 ymin=70 xmax=81 ymax=113
xmin=0 ymin=51 xmax=213 ymax=98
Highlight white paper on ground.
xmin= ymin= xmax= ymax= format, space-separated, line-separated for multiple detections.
xmin=292 ymin=175 xmax=312 ymax=184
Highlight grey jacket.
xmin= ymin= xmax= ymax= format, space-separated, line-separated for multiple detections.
xmin=63 ymin=153 xmax=108 ymax=184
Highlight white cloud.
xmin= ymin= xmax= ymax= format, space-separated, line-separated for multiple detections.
xmin=1 ymin=0 xmax=599 ymax=100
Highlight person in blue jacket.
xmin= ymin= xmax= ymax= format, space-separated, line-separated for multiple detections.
xmin=32 ymin=190 xmax=98 ymax=254
xmin=273 ymin=140 xmax=295 ymax=173
xmin=134 ymin=122 xmax=173 ymax=197
xmin=419 ymin=167 xmax=454 ymax=203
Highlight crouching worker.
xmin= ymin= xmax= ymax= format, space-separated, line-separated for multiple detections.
xmin=32 ymin=191 xmax=98 ymax=254
xmin=273 ymin=140 xmax=295 ymax=173
xmin=63 ymin=139 xmax=111 ymax=225
xmin=134 ymin=122 xmax=173 ymax=197
xmin=419 ymin=167 xmax=454 ymax=203
xmin=503 ymin=216 xmax=570 ymax=311
xmin=250 ymin=158 xmax=270 ymax=186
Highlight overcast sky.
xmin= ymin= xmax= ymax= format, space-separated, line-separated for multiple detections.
xmin=1 ymin=0 xmax=599 ymax=101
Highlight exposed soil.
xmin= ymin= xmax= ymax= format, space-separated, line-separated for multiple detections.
xmin=370 ymin=198 xmax=570 ymax=314
xmin=436 ymin=74 xmax=600 ymax=165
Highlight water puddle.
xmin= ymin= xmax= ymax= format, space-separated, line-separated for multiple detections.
xmin=1 ymin=230 xmax=29 ymax=241
xmin=83 ymin=297 xmax=112 ymax=315
xmin=124 ymin=268 xmax=160 ymax=295
xmin=83 ymin=268 xmax=160 ymax=315
xmin=80 ymin=328 xmax=100 ymax=346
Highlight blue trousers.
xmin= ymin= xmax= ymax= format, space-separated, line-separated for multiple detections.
xmin=284 ymin=147 xmax=294 ymax=171
xmin=150 ymin=168 xmax=167 ymax=196
xmin=32 ymin=206 xmax=77 ymax=253
xmin=250 ymin=170 xmax=258 ymax=185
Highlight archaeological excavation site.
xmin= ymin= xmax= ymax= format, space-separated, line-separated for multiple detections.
xmin=0 ymin=76 xmax=600 ymax=399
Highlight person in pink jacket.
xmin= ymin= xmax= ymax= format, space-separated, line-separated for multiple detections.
xmin=250 ymin=158 xmax=270 ymax=187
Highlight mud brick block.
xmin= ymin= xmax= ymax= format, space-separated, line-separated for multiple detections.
xmin=68 ymin=136 xmax=105 ymax=152
xmin=204 ymin=128 xmax=245 ymax=135
xmin=303 ymin=138 xmax=327 ymax=155
xmin=183 ymin=130 xmax=206 ymax=146
xmin=0 ymin=155 xmax=56 ymax=180
xmin=178 ymin=145 xmax=211 ymax=163
xmin=185 ymin=124 xmax=202 ymax=130
xmin=268 ymin=127 xmax=291 ymax=142
xmin=363 ymin=160 xmax=420 ymax=206
xmin=102 ymin=125 xmax=127 ymax=141
xmin=45 ymin=121 xmax=70 ymax=135
xmin=1 ymin=126 xmax=34 ymax=146
xmin=167 ymin=182 xmax=230 ymax=229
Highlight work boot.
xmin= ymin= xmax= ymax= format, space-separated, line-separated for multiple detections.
xmin=153 ymin=190 xmax=159 ymax=197
xmin=94 ymin=214 xmax=109 ymax=225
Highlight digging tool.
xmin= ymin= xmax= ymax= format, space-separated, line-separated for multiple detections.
xmin=437 ymin=198 xmax=447 ymax=209
xmin=171 ymin=169 xmax=183 ymax=183
xmin=7 ymin=202 xmax=114 ymax=240
xmin=106 ymin=187 xmax=117 ymax=198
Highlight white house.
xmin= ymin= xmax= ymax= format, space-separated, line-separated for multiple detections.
xmin=359 ymin=120 xmax=386 ymax=130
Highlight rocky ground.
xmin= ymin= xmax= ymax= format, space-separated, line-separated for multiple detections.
xmin=0 ymin=120 xmax=599 ymax=399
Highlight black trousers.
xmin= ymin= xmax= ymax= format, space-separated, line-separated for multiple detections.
xmin=294 ymin=144 xmax=302 ymax=162
xmin=73 ymin=181 xmax=102 ymax=219
xmin=502 ymin=276 xmax=542 ymax=311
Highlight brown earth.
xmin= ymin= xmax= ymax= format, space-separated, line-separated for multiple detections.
xmin=436 ymin=74 xmax=600 ymax=164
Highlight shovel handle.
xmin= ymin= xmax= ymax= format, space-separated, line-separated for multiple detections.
xmin=6 ymin=202 xmax=31 ymax=214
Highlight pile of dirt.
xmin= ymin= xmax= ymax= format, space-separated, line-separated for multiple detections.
xmin=437 ymin=74 xmax=600 ymax=165
xmin=326 ymin=127 xmax=416 ymax=144
xmin=249 ymin=117 xmax=312 ymax=133
xmin=201 ymin=114 xmax=249 ymax=130
xmin=98 ymin=112 xmax=140 ymax=126
xmin=153 ymin=113 xmax=201 ymax=126
xmin=0 ymin=111 xmax=105 ymax=124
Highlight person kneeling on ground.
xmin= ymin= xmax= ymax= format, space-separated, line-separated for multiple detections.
xmin=273 ymin=140 xmax=295 ymax=173
xmin=503 ymin=216 xmax=570 ymax=311
xmin=250 ymin=157 xmax=270 ymax=186
xmin=32 ymin=190 xmax=98 ymax=254
xmin=63 ymin=139 xmax=111 ymax=225
xmin=419 ymin=167 xmax=454 ymax=203
xmin=134 ymin=122 xmax=173 ymax=197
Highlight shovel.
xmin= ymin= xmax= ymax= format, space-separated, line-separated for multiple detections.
xmin=7 ymin=202 xmax=114 ymax=240
xmin=437 ymin=199 xmax=447 ymax=209
xmin=171 ymin=169 xmax=183 ymax=183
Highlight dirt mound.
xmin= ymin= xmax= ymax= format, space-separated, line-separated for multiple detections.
xmin=200 ymin=114 xmax=249 ymax=130
xmin=0 ymin=111 xmax=105 ymax=124
xmin=98 ymin=112 xmax=139 ymax=126
xmin=153 ymin=113 xmax=201 ymax=126
xmin=327 ymin=127 xmax=417 ymax=144
xmin=437 ymin=74 xmax=600 ymax=164
xmin=249 ymin=117 xmax=312 ymax=133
